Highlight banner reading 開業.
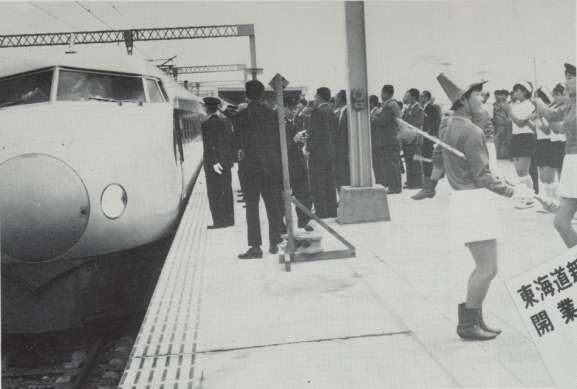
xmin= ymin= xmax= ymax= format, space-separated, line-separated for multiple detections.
xmin=506 ymin=245 xmax=577 ymax=389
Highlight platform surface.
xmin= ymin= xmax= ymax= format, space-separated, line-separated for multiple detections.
xmin=120 ymin=160 xmax=564 ymax=389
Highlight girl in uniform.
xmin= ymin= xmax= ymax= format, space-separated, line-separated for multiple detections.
xmin=533 ymin=86 xmax=558 ymax=212
xmin=503 ymin=81 xmax=537 ymax=209
xmin=434 ymin=71 xmax=534 ymax=341
xmin=531 ymin=63 xmax=577 ymax=248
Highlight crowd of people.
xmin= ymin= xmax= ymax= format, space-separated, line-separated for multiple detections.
xmin=199 ymin=64 xmax=576 ymax=340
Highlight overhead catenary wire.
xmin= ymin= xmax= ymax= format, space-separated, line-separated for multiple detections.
xmin=107 ymin=2 xmax=159 ymax=59
xmin=76 ymin=2 xmax=114 ymax=30
xmin=75 ymin=1 xmax=152 ymax=60
xmin=29 ymin=2 xmax=80 ymax=31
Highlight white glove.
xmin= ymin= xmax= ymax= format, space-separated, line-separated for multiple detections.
xmin=213 ymin=163 xmax=223 ymax=174
xmin=512 ymin=186 xmax=535 ymax=199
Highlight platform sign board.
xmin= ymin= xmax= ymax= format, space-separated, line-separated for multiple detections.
xmin=506 ymin=245 xmax=577 ymax=389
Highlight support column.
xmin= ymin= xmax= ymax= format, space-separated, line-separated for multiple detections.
xmin=337 ymin=1 xmax=390 ymax=224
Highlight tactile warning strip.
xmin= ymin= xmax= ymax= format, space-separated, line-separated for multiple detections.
xmin=119 ymin=176 xmax=209 ymax=389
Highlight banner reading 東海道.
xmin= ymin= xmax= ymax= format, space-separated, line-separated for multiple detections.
xmin=506 ymin=245 xmax=577 ymax=389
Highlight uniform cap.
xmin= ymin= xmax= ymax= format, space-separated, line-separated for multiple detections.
xmin=513 ymin=80 xmax=533 ymax=94
xmin=203 ymin=97 xmax=221 ymax=107
xmin=437 ymin=70 xmax=488 ymax=110
xmin=565 ymin=63 xmax=576 ymax=76
xmin=537 ymin=86 xmax=555 ymax=105
xmin=283 ymin=96 xmax=299 ymax=107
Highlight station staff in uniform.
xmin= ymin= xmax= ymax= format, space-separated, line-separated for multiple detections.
xmin=201 ymin=97 xmax=235 ymax=229
xmin=283 ymin=96 xmax=314 ymax=231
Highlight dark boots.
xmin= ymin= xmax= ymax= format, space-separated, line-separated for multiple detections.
xmin=479 ymin=306 xmax=502 ymax=334
xmin=457 ymin=303 xmax=498 ymax=341
xmin=411 ymin=177 xmax=437 ymax=200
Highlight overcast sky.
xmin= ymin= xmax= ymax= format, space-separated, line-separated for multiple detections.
xmin=1 ymin=0 xmax=575 ymax=106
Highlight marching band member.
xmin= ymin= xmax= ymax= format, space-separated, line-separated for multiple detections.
xmin=434 ymin=71 xmax=534 ymax=341
xmin=531 ymin=63 xmax=577 ymax=248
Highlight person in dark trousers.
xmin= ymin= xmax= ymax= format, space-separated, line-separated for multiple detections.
xmin=201 ymin=97 xmax=235 ymax=229
xmin=371 ymin=84 xmax=402 ymax=193
xmin=233 ymin=80 xmax=286 ymax=259
xmin=334 ymin=90 xmax=350 ymax=192
xmin=304 ymin=87 xmax=338 ymax=219
xmin=402 ymin=88 xmax=425 ymax=189
xmin=412 ymin=90 xmax=440 ymax=199
xmin=283 ymin=96 xmax=314 ymax=231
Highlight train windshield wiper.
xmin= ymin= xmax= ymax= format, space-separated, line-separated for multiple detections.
xmin=88 ymin=96 xmax=119 ymax=103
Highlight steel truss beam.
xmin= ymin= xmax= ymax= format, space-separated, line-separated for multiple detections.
xmin=166 ymin=64 xmax=247 ymax=75
xmin=189 ymin=80 xmax=244 ymax=88
xmin=0 ymin=25 xmax=254 ymax=49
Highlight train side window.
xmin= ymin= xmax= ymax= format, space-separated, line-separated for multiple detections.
xmin=0 ymin=69 xmax=53 ymax=108
xmin=146 ymin=79 xmax=164 ymax=103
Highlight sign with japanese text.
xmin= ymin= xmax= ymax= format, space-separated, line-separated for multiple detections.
xmin=506 ymin=245 xmax=577 ymax=389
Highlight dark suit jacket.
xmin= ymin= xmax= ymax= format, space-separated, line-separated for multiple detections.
xmin=232 ymin=101 xmax=282 ymax=177
xmin=201 ymin=114 xmax=233 ymax=168
xmin=371 ymin=98 xmax=401 ymax=148
xmin=403 ymin=102 xmax=424 ymax=145
xmin=307 ymin=103 xmax=337 ymax=160
xmin=335 ymin=107 xmax=349 ymax=159
xmin=423 ymin=103 xmax=441 ymax=137
xmin=403 ymin=103 xmax=424 ymax=129
xmin=285 ymin=117 xmax=308 ymax=182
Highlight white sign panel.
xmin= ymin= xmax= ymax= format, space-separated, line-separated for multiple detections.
xmin=506 ymin=245 xmax=577 ymax=389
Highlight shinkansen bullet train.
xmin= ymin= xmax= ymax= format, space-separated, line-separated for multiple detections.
xmin=0 ymin=53 xmax=205 ymax=333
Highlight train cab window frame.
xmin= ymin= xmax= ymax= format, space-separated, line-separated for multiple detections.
xmin=0 ymin=69 xmax=54 ymax=109
xmin=55 ymin=69 xmax=146 ymax=104
xmin=145 ymin=78 xmax=166 ymax=103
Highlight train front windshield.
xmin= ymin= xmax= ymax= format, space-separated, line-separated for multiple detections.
xmin=57 ymin=70 xmax=145 ymax=103
xmin=0 ymin=70 xmax=53 ymax=108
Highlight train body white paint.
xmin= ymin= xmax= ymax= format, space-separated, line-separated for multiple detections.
xmin=0 ymin=53 xmax=204 ymax=333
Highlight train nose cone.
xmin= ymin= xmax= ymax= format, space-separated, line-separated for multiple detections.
xmin=0 ymin=154 xmax=90 ymax=262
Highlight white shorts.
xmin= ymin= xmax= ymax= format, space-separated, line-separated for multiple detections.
xmin=559 ymin=154 xmax=577 ymax=199
xmin=449 ymin=189 xmax=501 ymax=245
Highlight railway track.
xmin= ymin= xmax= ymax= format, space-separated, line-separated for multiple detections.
xmin=2 ymin=315 xmax=143 ymax=389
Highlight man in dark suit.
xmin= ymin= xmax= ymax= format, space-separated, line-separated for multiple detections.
xmin=233 ymin=80 xmax=286 ymax=259
xmin=334 ymin=90 xmax=350 ymax=192
xmin=401 ymin=88 xmax=424 ymax=189
xmin=201 ymin=97 xmax=234 ymax=229
xmin=283 ymin=96 xmax=313 ymax=231
xmin=304 ymin=87 xmax=338 ymax=219
xmin=371 ymin=84 xmax=402 ymax=193
xmin=411 ymin=90 xmax=440 ymax=199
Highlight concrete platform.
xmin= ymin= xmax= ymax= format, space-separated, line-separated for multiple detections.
xmin=121 ymin=160 xmax=561 ymax=388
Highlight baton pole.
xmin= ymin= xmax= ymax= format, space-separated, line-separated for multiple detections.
xmin=396 ymin=118 xmax=467 ymax=160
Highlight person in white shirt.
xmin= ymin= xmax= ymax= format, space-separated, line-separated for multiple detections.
xmin=503 ymin=81 xmax=537 ymax=209
xmin=533 ymin=86 xmax=559 ymax=212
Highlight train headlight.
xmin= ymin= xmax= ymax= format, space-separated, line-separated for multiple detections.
xmin=101 ymin=184 xmax=127 ymax=219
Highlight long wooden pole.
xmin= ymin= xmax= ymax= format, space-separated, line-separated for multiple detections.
xmin=272 ymin=74 xmax=295 ymax=271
